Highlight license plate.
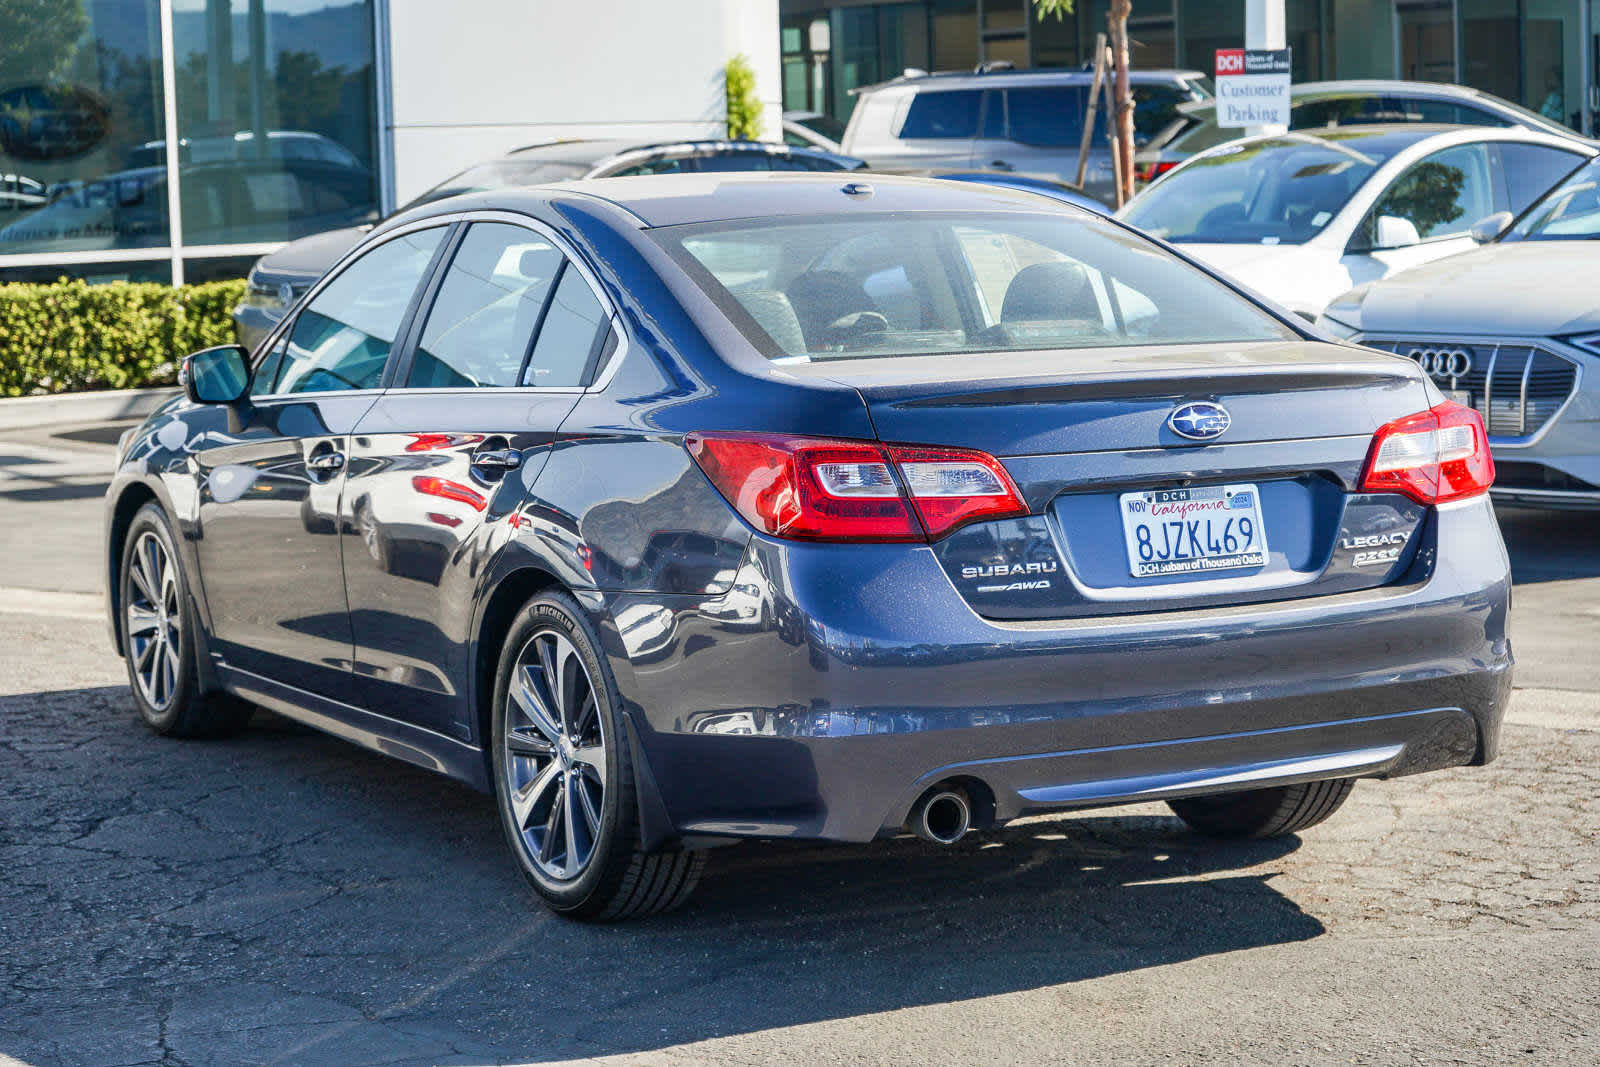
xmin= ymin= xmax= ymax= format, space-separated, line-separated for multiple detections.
xmin=1119 ymin=483 xmax=1269 ymax=578
xmin=1443 ymin=389 xmax=1472 ymax=407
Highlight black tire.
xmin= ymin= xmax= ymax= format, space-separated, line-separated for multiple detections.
xmin=118 ymin=502 xmax=253 ymax=739
xmin=490 ymin=591 xmax=703 ymax=920
xmin=1167 ymin=778 xmax=1356 ymax=839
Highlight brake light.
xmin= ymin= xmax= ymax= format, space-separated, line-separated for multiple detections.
xmin=685 ymin=432 xmax=1027 ymax=542
xmin=1136 ymin=160 xmax=1179 ymax=183
xmin=1360 ymin=402 xmax=1494 ymax=505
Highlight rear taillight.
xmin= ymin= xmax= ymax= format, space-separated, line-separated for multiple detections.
xmin=1360 ymin=402 xmax=1494 ymax=505
xmin=685 ymin=432 xmax=1027 ymax=542
xmin=1135 ymin=160 xmax=1179 ymax=183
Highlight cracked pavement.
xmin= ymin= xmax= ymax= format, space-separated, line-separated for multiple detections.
xmin=0 ymin=430 xmax=1596 ymax=1066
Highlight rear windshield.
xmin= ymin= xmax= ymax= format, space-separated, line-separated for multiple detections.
xmin=1122 ymin=136 xmax=1401 ymax=244
xmin=403 ymin=160 xmax=590 ymax=209
xmin=650 ymin=212 xmax=1293 ymax=363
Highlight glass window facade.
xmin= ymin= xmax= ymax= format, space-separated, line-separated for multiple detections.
xmin=780 ymin=0 xmax=1597 ymax=138
xmin=0 ymin=0 xmax=380 ymax=285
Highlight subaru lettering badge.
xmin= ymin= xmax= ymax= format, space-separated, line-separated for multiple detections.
xmin=1167 ymin=401 xmax=1231 ymax=441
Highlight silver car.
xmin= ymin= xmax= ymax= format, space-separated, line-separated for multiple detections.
xmin=841 ymin=66 xmax=1209 ymax=205
xmin=1320 ymin=155 xmax=1600 ymax=508
xmin=1134 ymin=79 xmax=1586 ymax=183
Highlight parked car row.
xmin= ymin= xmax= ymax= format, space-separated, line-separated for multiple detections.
xmin=1317 ymin=155 xmax=1600 ymax=509
xmin=229 ymin=69 xmax=1600 ymax=514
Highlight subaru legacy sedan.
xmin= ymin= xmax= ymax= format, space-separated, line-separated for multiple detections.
xmin=105 ymin=175 xmax=1511 ymax=920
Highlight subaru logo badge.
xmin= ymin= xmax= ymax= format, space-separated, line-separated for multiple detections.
xmin=1168 ymin=401 xmax=1231 ymax=441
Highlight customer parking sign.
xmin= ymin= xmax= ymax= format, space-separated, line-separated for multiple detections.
xmin=1215 ymin=48 xmax=1291 ymax=128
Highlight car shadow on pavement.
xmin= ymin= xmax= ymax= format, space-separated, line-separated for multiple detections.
xmin=1496 ymin=505 xmax=1600 ymax=583
xmin=2 ymin=685 xmax=1324 ymax=1065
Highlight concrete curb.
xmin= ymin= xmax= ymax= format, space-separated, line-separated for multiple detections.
xmin=0 ymin=387 xmax=178 ymax=432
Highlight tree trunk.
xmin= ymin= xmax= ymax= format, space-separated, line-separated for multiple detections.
xmin=1108 ymin=0 xmax=1135 ymax=205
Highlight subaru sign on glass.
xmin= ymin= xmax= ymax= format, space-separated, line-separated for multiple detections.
xmin=1214 ymin=48 xmax=1291 ymax=128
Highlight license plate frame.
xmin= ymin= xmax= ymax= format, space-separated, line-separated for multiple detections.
xmin=1118 ymin=483 xmax=1269 ymax=579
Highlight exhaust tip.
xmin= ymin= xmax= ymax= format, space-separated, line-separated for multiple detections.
xmin=914 ymin=789 xmax=971 ymax=846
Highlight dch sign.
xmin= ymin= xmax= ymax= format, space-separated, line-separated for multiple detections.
xmin=1215 ymin=48 xmax=1291 ymax=128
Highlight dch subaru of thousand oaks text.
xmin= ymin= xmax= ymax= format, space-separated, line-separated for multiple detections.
xmin=103 ymin=174 xmax=1511 ymax=920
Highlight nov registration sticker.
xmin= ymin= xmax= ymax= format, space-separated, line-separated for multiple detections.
xmin=1119 ymin=484 xmax=1269 ymax=578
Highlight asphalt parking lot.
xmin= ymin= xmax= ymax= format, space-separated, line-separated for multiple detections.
xmin=1 ymin=426 xmax=1596 ymax=1066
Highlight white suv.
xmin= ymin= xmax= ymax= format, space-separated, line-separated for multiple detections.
xmin=841 ymin=67 xmax=1210 ymax=206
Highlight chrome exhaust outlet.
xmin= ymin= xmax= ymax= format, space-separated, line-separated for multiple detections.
xmin=912 ymin=789 xmax=971 ymax=846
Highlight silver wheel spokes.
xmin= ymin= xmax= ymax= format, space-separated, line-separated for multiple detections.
xmin=126 ymin=532 xmax=181 ymax=711
xmin=504 ymin=630 xmax=606 ymax=881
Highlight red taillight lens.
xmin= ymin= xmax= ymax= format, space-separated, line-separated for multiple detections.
xmin=1360 ymin=402 xmax=1494 ymax=505
xmin=685 ymin=432 xmax=1027 ymax=542
xmin=1136 ymin=160 xmax=1178 ymax=183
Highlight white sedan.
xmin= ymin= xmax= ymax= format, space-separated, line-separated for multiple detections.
xmin=1119 ymin=125 xmax=1595 ymax=319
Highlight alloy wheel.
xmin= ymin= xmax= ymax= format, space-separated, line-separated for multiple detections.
xmin=126 ymin=531 xmax=182 ymax=711
xmin=503 ymin=630 xmax=607 ymax=882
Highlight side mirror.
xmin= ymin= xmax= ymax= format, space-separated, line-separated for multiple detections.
xmin=1374 ymin=215 xmax=1421 ymax=249
xmin=1469 ymin=210 xmax=1514 ymax=244
xmin=180 ymin=345 xmax=250 ymax=405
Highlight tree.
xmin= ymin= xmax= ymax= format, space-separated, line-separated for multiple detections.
xmin=1033 ymin=0 xmax=1133 ymax=204
xmin=724 ymin=55 xmax=762 ymax=141
xmin=0 ymin=0 xmax=87 ymax=84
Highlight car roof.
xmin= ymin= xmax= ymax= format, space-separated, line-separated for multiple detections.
xmin=1206 ymin=123 xmax=1579 ymax=155
xmin=543 ymin=172 xmax=1095 ymax=228
xmin=853 ymin=67 xmax=1206 ymax=95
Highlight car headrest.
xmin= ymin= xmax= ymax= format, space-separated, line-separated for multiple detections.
xmin=1000 ymin=261 xmax=1093 ymax=322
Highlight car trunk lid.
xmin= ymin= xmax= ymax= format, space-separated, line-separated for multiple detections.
xmin=788 ymin=340 xmax=1436 ymax=619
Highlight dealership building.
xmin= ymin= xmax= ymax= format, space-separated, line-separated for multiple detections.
xmin=0 ymin=0 xmax=1592 ymax=286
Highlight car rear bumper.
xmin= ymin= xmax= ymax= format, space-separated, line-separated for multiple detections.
xmin=602 ymin=495 xmax=1512 ymax=844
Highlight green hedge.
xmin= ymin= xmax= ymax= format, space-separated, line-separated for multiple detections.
xmin=0 ymin=278 xmax=246 ymax=397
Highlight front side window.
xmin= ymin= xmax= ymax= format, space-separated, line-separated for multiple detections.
xmin=1354 ymin=143 xmax=1495 ymax=248
xmin=1508 ymin=158 xmax=1600 ymax=240
xmin=653 ymin=212 xmax=1293 ymax=364
xmin=261 ymin=227 xmax=444 ymax=395
xmin=897 ymin=90 xmax=982 ymax=140
xmin=1123 ymin=138 xmax=1393 ymax=245
xmin=408 ymin=222 xmax=562 ymax=389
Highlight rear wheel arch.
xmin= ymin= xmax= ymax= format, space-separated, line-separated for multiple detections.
xmin=473 ymin=566 xmax=566 ymax=762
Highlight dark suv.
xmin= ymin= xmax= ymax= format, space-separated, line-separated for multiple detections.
xmin=840 ymin=67 xmax=1210 ymax=204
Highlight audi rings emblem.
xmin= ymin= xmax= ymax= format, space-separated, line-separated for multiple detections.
xmin=1406 ymin=347 xmax=1473 ymax=381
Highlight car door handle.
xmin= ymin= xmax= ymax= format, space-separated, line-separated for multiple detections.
xmin=470 ymin=448 xmax=522 ymax=472
xmin=989 ymin=159 xmax=1013 ymax=171
xmin=306 ymin=451 xmax=345 ymax=473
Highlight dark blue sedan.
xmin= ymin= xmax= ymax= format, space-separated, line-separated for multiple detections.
xmin=105 ymin=175 xmax=1511 ymax=919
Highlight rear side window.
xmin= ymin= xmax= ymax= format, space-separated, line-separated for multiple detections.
xmin=1006 ymin=86 xmax=1086 ymax=147
xmin=1495 ymin=144 xmax=1585 ymax=215
xmin=1130 ymin=84 xmax=1188 ymax=142
xmin=897 ymin=90 xmax=982 ymax=140
xmin=261 ymin=227 xmax=445 ymax=395
xmin=696 ymin=152 xmax=774 ymax=172
xmin=524 ymin=267 xmax=610 ymax=387
xmin=608 ymin=157 xmax=692 ymax=177
xmin=408 ymin=222 xmax=563 ymax=388
xmin=1394 ymin=97 xmax=1505 ymax=126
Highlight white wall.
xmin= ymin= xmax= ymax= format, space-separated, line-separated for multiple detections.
xmin=384 ymin=0 xmax=782 ymax=205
